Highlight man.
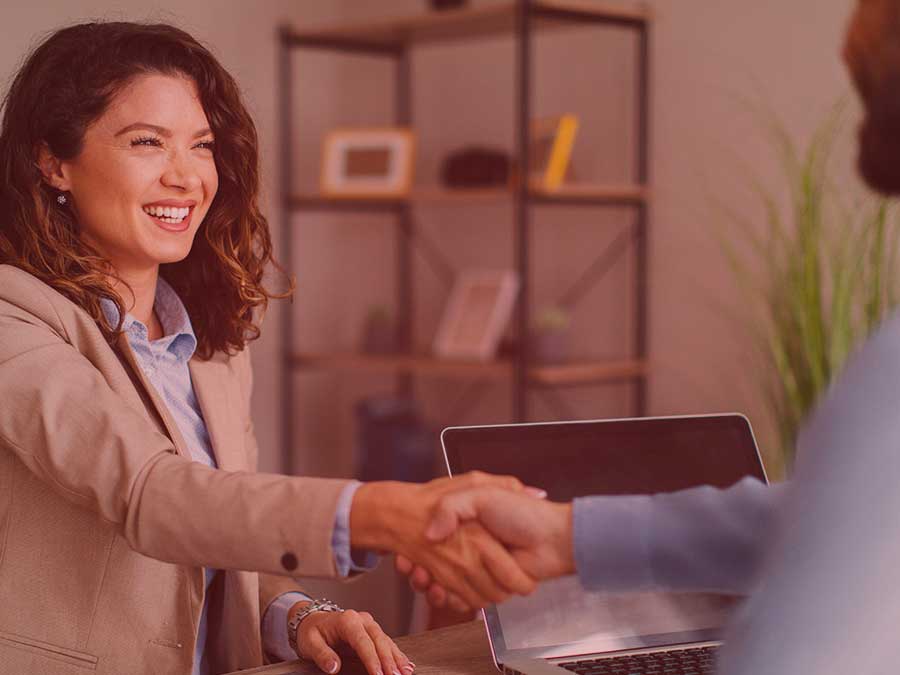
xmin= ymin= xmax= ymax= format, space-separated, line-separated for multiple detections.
xmin=404 ymin=1 xmax=900 ymax=672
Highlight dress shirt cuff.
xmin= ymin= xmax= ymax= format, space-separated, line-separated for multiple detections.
xmin=262 ymin=591 xmax=312 ymax=663
xmin=333 ymin=481 xmax=380 ymax=577
xmin=573 ymin=494 xmax=656 ymax=592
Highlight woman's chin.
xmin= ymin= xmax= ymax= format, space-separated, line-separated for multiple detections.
xmin=150 ymin=244 xmax=195 ymax=266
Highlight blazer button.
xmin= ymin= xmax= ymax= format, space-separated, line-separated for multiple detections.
xmin=281 ymin=552 xmax=298 ymax=571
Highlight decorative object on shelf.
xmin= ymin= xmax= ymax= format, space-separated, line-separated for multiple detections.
xmin=530 ymin=114 xmax=579 ymax=191
xmin=429 ymin=0 xmax=467 ymax=9
xmin=361 ymin=305 xmax=396 ymax=354
xmin=355 ymin=396 xmax=436 ymax=483
xmin=531 ymin=305 xmax=571 ymax=364
xmin=441 ymin=146 xmax=511 ymax=188
xmin=320 ymin=127 xmax=415 ymax=198
xmin=433 ymin=270 xmax=520 ymax=361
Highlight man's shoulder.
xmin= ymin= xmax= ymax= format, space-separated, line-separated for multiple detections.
xmin=852 ymin=309 xmax=900 ymax=369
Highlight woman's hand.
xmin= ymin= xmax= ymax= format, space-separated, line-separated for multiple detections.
xmin=349 ymin=472 xmax=539 ymax=609
xmin=292 ymin=603 xmax=414 ymax=675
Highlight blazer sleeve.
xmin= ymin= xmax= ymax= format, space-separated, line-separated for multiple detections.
xmin=573 ymin=476 xmax=784 ymax=595
xmin=235 ymin=348 xmax=319 ymax=612
xmin=0 ymin=290 xmax=350 ymax=579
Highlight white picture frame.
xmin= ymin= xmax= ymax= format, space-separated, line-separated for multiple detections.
xmin=433 ymin=270 xmax=520 ymax=361
xmin=320 ymin=127 xmax=415 ymax=198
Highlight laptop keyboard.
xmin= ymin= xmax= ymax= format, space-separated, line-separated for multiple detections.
xmin=558 ymin=645 xmax=719 ymax=675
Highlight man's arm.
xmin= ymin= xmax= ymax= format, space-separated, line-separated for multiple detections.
xmin=575 ymin=476 xmax=783 ymax=594
xmin=717 ymin=314 xmax=900 ymax=675
xmin=419 ymin=475 xmax=783 ymax=599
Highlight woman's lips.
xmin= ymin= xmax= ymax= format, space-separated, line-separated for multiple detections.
xmin=144 ymin=206 xmax=193 ymax=232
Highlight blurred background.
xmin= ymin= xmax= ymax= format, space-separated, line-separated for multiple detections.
xmin=2 ymin=0 xmax=880 ymax=638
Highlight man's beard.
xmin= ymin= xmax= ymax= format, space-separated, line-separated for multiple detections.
xmin=858 ymin=78 xmax=900 ymax=195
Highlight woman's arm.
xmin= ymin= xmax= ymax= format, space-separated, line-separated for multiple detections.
xmin=1 ymin=287 xmax=532 ymax=609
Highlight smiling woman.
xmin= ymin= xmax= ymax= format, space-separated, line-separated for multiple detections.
xmin=1 ymin=22 xmax=276 ymax=357
xmin=37 ymin=73 xmax=221 ymax=341
xmin=0 ymin=20 xmax=536 ymax=675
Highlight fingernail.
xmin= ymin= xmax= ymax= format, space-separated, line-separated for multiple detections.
xmin=326 ymin=660 xmax=339 ymax=674
xmin=403 ymin=666 xmax=415 ymax=674
xmin=393 ymin=669 xmax=403 ymax=675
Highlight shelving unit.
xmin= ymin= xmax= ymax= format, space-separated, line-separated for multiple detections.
xmin=278 ymin=0 xmax=651 ymax=474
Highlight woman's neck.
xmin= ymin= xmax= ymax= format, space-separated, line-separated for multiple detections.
xmin=112 ymin=267 xmax=162 ymax=339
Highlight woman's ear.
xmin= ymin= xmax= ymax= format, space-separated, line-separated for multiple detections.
xmin=36 ymin=143 xmax=72 ymax=192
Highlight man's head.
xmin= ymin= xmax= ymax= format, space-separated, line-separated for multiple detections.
xmin=844 ymin=0 xmax=900 ymax=194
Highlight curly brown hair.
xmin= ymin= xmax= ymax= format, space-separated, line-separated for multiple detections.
xmin=0 ymin=21 xmax=291 ymax=358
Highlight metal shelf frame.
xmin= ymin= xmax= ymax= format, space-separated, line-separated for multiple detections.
xmin=277 ymin=0 xmax=651 ymax=474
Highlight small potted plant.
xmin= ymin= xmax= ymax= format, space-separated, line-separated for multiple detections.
xmin=531 ymin=305 xmax=571 ymax=364
xmin=361 ymin=305 xmax=396 ymax=354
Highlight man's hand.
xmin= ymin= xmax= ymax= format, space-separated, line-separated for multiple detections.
xmin=350 ymin=472 xmax=539 ymax=609
xmin=395 ymin=487 xmax=576 ymax=609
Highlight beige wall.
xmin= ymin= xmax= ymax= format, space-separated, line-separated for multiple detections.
xmin=1 ymin=0 xmax=863 ymax=635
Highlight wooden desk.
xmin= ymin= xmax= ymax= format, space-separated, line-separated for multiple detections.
xmin=229 ymin=621 xmax=497 ymax=675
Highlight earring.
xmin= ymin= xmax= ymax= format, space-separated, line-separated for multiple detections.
xmin=57 ymin=193 xmax=67 ymax=205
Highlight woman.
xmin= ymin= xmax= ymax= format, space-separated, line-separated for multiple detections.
xmin=0 ymin=21 xmax=534 ymax=675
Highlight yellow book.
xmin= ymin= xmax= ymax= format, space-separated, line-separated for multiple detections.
xmin=543 ymin=114 xmax=579 ymax=191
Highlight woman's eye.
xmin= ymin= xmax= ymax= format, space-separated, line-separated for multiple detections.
xmin=131 ymin=136 xmax=162 ymax=147
xmin=195 ymin=140 xmax=215 ymax=151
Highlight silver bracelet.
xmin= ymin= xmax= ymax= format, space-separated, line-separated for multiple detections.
xmin=287 ymin=598 xmax=344 ymax=658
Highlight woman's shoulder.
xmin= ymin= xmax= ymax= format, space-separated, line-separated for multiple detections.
xmin=0 ymin=264 xmax=93 ymax=341
xmin=0 ymin=263 xmax=64 ymax=314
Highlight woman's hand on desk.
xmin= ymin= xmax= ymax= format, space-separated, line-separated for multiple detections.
xmin=292 ymin=603 xmax=414 ymax=675
xmin=349 ymin=472 xmax=540 ymax=609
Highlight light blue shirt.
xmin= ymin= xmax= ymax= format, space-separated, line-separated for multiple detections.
xmin=573 ymin=476 xmax=782 ymax=595
xmin=101 ymin=278 xmax=376 ymax=670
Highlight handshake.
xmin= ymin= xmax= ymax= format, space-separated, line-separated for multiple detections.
xmin=349 ymin=472 xmax=575 ymax=610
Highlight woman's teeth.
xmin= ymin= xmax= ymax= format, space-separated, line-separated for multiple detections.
xmin=143 ymin=205 xmax=190 ymax=223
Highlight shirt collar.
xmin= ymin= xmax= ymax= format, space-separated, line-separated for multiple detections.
xmin=99 ymin=277 xmax=198 ymax=362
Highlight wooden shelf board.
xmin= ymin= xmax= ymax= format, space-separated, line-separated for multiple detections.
xmin=287 ymin=195 xmax=403 ymax=211
xmin=532 ymin=183 xmax=647 ymax=203
xmin=288 ymin=184 xmax=647 ymax=210
xmin=530 ymin=358 xmax=647 ymax=385
xmin=285 ymin=1 xmax=650 ymax=50
xmin=290 ymin=352 xmax=646 ymax=385
xmin=291 ymin=353 xmax=511 ymax=378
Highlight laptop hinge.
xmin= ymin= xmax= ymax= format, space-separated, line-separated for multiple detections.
xmin=502 ymin=657 xmax=567 ymax=674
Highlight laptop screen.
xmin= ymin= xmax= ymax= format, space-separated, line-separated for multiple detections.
xmin=441 ymin=414 xmax=767 ymax=660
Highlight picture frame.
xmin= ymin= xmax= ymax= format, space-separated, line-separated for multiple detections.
xmin=529 ymin=114 xmax=579 ymax=191
xmin=433 ymin=270 xmax=520 ymax=361
xmin=320 ymin=127 xmax=415 ymax=198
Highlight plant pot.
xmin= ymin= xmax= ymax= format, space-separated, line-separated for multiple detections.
xmin=362 ymin=316 xmax=396 ymax=354
xmin=531 ymin=331 xmax=568 ymax=364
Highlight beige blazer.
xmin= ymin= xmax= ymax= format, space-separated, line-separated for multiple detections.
xmin=0 ymin=264 xmax=353 ymax=674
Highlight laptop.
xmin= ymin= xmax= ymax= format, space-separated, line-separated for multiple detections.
xmin=441 ymin=413 xmax=768 ymax=675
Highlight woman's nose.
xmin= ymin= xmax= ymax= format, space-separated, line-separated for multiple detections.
xmin=160 ymin=150 xmax=202 ymax=192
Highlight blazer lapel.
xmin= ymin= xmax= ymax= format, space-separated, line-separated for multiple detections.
xmin=189 ymin=355 xmax=246 ymax=472
xmin=115 ymin=333 xmax=191 ymax=457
